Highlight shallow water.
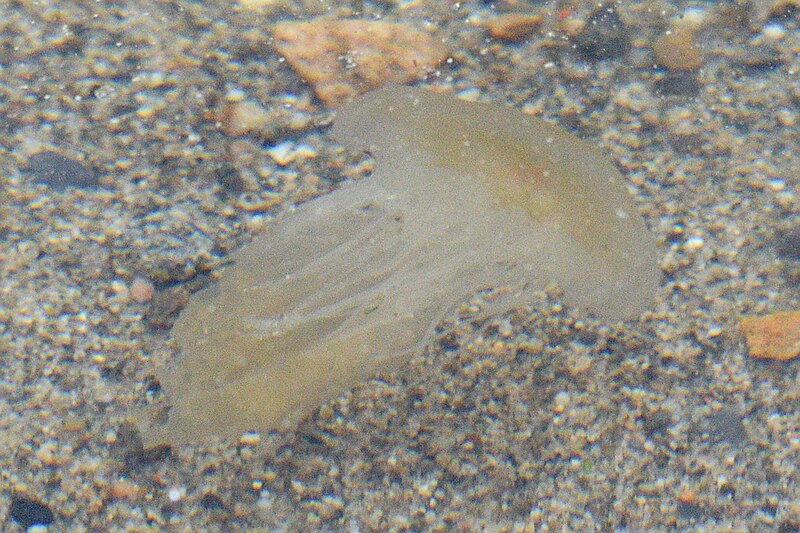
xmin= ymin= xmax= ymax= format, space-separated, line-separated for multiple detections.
xmin=1 ymin=0 xmax=798 ymax=530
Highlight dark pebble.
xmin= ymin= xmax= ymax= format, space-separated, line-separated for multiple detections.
xmin=123 ymin=444 xmax=171 ymax=471
xmin=677 ymin=498 xmax=704 ymax=521
xmin=776 ymin=227 xmax=800 ymax=261
xmin=641 ymin=408 xmax=674 ymax=438
xmin=143 ymin=286 xmax=189 ymax=330
xmin=718 ymin=481 xmax=736 ymax=498
xmin=26 ymin=151 xmax=100 ymax=189
xmin=437 ymin=332 xmax=461 ymax=352
xmin=214 ymin=163 xmax=248 ymax=196
xmin=200 ymin=492 xmax=226 ymax=511
xmin=9 ymin=495 xmax=55 ymax=529
xmin=146 ymin=377 xmax=162 ymax=394
xmin=573 ymin=4 xmax=629 ymax=60
xmin=769 ymin=1 xmax=799 ymax=21
xmin=654 ymin=72 xmax=701 ymax=97
xmin=733 ymin=48 xmax=785 ymax=71
xmin=706 ymin=407 xmax=747 ymax=444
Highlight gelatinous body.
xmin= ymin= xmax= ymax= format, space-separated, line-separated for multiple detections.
xmin=140 ymin=85 xmax=661 ymax=446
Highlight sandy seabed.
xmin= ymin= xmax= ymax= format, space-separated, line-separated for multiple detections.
xmin=0 ymin=0 xmax=799 ymax=530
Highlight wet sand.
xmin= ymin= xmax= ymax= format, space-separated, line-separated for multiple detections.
xmin=0 ymin=0 xmax=799 ymax=530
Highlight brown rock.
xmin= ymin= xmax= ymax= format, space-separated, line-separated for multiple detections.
xmin=219 ymin=100 xmax=272 ymax=137
xmin=740 ymin=311 xmax=800 ymax=361
xmin=653 ymin=28 xmax=702 ymax=71
xmin=485 ymin=13 xmax=543 ymax=42
xmin=110 ymin=479 xmax=141 ymax=501
xmin=272 ymin=19 xmax=448 ymax=108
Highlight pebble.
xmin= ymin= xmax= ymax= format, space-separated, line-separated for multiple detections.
xmin=240 ymin=432 xmax=262 ymax=446
xmin=776 ymin=227 xmax=800 ymax=261
xmin=109 ymin=479 xmax=141 ymax=501
xmin=456 ymin=87 xmax=481 ymax=102
xmin=683 ymin=236 xmax=705 ymax=251
xmin=740 ymin=311 xmax=800 ymax=361
xmin=26 ymin=151 xmax=100 ymax=190
xmin=200 ymin=493 xmax=226 ymax=511
xmin=653 ymin=72 xmax=702 ymax=97
xmin=678 ymin=7 xmax=709 ymax=31
xmin=238 ymin=0 xmax=287 ymax=9
xmin=761 ymin=23 xmax=787 ymax=40
xmin=769 ymin=0 xmax=800 ymax=20
xmin=573 ymin=5 xmax=630 ymax=60
xmin=129 ymin=277 xmax=155 ymax=304
xmin=235 ymin=191 xmax=283 ymax=212
xmin=9 ymin=495 xmax=54 ymax=529
xmin=266 ymin=141 xmax=317 ymax=166
xmin=219 ymin=100 xmax=273 ymax=137
xmin=272 ymin=19 xmax=448 ymax=107
xmin=34 ymin=440 xmax=63 ymax=467
xmin=484 ymin=13 xmax=543 ymax=42
xmin=168 ymin=486 xmax=186 ymax=502
xmin=653 ymin=28 xmax=702 ymax=72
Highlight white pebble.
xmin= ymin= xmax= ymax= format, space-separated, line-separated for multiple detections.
xmin=553 ymin=391 xmax=570 ymax=413
xmin=240 ymin=431 xmax=262 ymax=446
xmin=456 ymin=88 xmax=481 ymax=102
xmin=681 ymin=8 xmax=707 ymax=28
xmin=225 ymin=88 xmax=248 ymax=102
xmin=267 ymin=141 xmax=317 ymax=165
xmin=684 ymin=236 xmax=704 ymax=251
xmin=762 ymin=23 xmax=786 ymax=41
xmin=167 ymin=486 xmax=186 ymax=502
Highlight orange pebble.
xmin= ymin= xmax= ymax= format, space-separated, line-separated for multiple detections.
xmin=130 ymin=277 xmax=155 ymax=303
xmin=740 ymin=311 xmax=800 ymax=361
xmin=110 ymin=479 xmax=141 ymax=500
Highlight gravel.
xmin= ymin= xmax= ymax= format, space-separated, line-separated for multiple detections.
xmin=0 ymin=0 xmax=798 ymax=530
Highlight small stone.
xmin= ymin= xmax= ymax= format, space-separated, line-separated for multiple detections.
xmin=762 ymin=22 xmax=787 ymax=40
xmin=677 ymin=7 xmax=709 ymax=30
xmin=740 ymin=311 xmax=800 ymax=361
xmin=26 ymin=151 xmax=100 ymax=190
xmin=9 ymin=496 xmax=55 ymax=529
xmin=573 ymin=5 xmax=630 ymax=60
xmin=303 ymin=495 xmax=345 ymax=522
xmin=235 ymin=191 xmax=282 ymax=213
xmin=167 ymin=487 xmax=186 ymax=502
xmin=485 ymin=13 xmax=543 ymax=42
xmin=683 ymin=236 xmax=705 ymax=251
xmin=219 ymin=100 xmax=272 ymax=136
xmin=653 ymin=71 xmax=701 ymax=97
xmin=110 ymin=479 xmax=141 ymax=501
xmin=416 ymin=479 xmax=437 ymax=498
xmin=239 ymin=0 xmax=287 ymax=8
xmin=130 ymin=277 xmax=155 ymax=303
xmin=34 ymin=441 xmax=63 ymax=467
xmin=266 ymin=141 xmax=317 ymax=166
xmin=769 ymin=0 xmax=800 ymax=20
xmin=200 ymin=492 xmax=226 ymax=511
xmin=553 ymin=391 xmax=570 ymax=413
xmin=706 ymin=408 xmax=747 ymax=444
xmin=239 ymin=432 xmax=261 ymax=446
xmin=144 ymin=286 xmax=189 ymax=329
xmin=653 ymin=28 xmax=702 ymax=71
xmin=272 ymin=19 xmax=448 ymax=108
xmin=214 ymin=164 xmax=249 ymax=195
xmin=732 ymin=47 xmax=784 ymax=71
xmin=777 ymin=227 xmax=800 ymax=260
